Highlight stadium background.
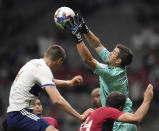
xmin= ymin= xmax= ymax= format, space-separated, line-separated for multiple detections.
xmin=0 ymin=0 xmax=159 ymax=130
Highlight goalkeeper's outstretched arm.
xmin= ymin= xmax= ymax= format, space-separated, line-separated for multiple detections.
xmin=65 ymin=12 xmax=104 ymax=53
xmin=76 ymin=41 xmax=97 ymax=71
xmin=84 ymin=30 xmax=104 ymax=53
xmin=76 ymin=13 xmax=105 ymax=53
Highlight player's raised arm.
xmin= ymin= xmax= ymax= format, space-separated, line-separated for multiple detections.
xmin=118 ymin=84 xmax=153 ymax=124
xmin=76 ymin=13 xmax=104 ymax=53
xmin=77 ymin=41 xmax=97 ymax=71
xmin=45 ymin=86 xmax=92 ymax=121
xmin=65 ymin=16 xmax=97 ymax=71
xmin=84 ymin=31 xmax=104 ymax=53
xmin=54 ymin=75 xmax=84 ymax=87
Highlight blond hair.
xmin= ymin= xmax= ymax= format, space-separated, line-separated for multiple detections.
xmin=91 ymin=88 xmax=100 ymax=97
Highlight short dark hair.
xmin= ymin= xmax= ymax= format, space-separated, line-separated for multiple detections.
xmin=45 ymin=45 xmax=66 ymax=61
xmin=106 ymin=91 xmax=126 ymax=109
xmin=116 ymin=44 xmax=133 ymax=67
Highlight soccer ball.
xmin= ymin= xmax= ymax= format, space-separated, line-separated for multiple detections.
xmin=54 ymin=7 xmax=75 ymax=29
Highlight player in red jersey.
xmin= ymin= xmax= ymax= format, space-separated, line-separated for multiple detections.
xmin=79 ymin=84 xmax=153 ymax=131
xmin=33 ymin=98 xmax=60 ymax=130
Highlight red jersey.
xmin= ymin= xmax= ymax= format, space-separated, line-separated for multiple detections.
xmin=79 ymin=107 xmax=124 ymax=131
xmin=43 ymin=117 xmax=60 ymax=130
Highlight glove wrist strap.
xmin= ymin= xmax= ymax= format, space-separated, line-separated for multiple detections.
xmin=73 ymin=32 xmax=83 ymax=44
xmin=83 ymin=25 xmax=89 ymax=34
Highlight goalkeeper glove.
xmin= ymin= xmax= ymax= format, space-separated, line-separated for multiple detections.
xmin=75 ymin=12 xmax=89 ymax=34
xmin=64 ymin=17 xmax=83 ymax=44
xmin=64 ymin=12 xmax=89 ymax=43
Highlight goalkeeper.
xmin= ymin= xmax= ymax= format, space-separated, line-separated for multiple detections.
xmin=66 ymin=13 xmax=137 ymax=131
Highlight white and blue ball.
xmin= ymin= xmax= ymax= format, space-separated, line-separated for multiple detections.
xmin=54 ymin=7 xmax=75 ymax=29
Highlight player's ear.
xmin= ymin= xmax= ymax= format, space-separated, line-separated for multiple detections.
xmin=116 ymin=58 xmax=122 ymax=65
xmin=57 ymin=57 xmax=63 ymax=64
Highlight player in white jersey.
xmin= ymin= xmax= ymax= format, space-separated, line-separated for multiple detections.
xmin=6 ymin=45 xmax=92 ymax=131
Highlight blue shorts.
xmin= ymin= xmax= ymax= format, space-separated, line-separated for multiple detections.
xmin=7 ymin=109 xmax=50 ymax=131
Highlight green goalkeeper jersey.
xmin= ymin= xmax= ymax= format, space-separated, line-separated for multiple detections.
xmin=93 ymin=48 xmax=132 ymax=113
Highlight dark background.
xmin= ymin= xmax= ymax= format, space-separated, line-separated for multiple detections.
xmin=0 ymin=0 xmax=159 ymax=130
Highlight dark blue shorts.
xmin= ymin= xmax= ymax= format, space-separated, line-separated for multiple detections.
xmin=7 ymin=109 xmax=50 ymax=131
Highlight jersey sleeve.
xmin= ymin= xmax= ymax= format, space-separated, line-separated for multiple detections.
xmin=94 ymin=60 xmax=125 ymax=77
xmin=98 ymin=47 xmax=110 ymax=62
xmin=34 ymin=67 xmax=55 ymax=89
xmin=93 ymin=60 xmax=110 ymax=76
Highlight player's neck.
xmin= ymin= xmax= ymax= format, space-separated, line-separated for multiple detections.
xmin=109 ymin=61 xmax=121 ymax=68
xmin=44 ymin=57 xmax=51 ymax=67
xmin=44 ymin=57 xmax=55 ymax=72
xmin=109 ymin=64 xmax=118 ymax=68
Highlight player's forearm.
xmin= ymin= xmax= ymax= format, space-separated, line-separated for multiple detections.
xmin=46 ymin=87 xmax=83 ymax=121
xmin=84 ymin=31 xmax=103 ymax=50
xmin=54 ymin=79 xmax=71 ymax=87
xmin=133 ymin=100 xmax=151 ymax=123
xmin=77 ymin=41 xmax=96 ymax=70
xmin=53 ymin=96 xmax=83 ymax=121
xmin=77 ymin=41 xmax=94 ymax=62
xmin=118 ymin=101 xmax=150 ymax=124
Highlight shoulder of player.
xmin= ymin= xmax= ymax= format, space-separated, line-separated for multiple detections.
xmin=98 ymin=47 xmax=109 ymax=54
xmin=29 ymin=59 xmax=51 ymax=71
xmin=110 ymin=66 xmax=126 ymax=76
xmin=97 ymin=107 xmax=121 ymax=112
xmin=91 ymin=107 xmax=120 ymax=117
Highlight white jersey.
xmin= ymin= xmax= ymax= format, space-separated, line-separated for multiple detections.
xmin=7 ymin=59 xmax=55 ymax=112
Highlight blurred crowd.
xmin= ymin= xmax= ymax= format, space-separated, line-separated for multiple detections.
xmin=128 ymin=0 xmax=159 ymax=104
xmin=0 ymin=0 xmax=159 ymax=130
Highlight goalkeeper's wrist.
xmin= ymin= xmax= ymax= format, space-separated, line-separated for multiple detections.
xmin=73 ymin=32 xmax=83 ymax=44
xmin=82 ymin=24 xmax=89 ymax=34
